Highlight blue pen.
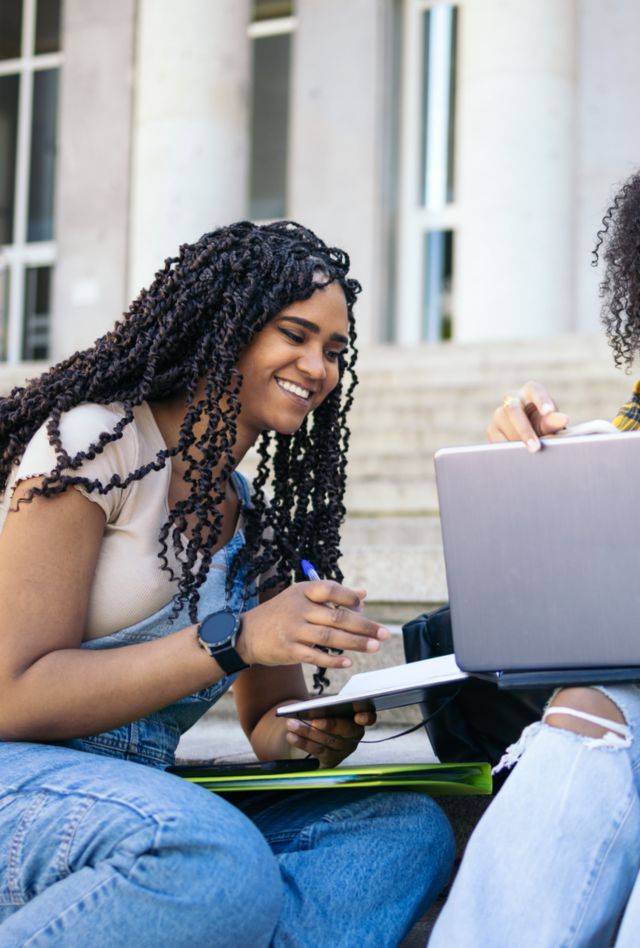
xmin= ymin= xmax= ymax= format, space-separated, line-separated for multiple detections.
xmin=300 ymin=559 xmax=322 ymax=584
xmin=300 ymin=559 xmax=343 ymax=655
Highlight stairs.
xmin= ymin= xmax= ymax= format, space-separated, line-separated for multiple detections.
xmin=1 ymin=336 xmax=633 ymax=708
xmin=349 ymin=337 xmax=633 ymax=611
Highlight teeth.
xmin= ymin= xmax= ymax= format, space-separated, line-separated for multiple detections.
xmin=277 ymin=379 xmax=311 ymax=400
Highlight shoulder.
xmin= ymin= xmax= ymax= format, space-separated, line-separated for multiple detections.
xmin=20 ymin=402 xmax=140 ymax=482
xmin=56 ymin=402 xmax=132 ymax=453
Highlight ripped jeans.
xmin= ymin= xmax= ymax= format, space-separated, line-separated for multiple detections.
xmin=429 ymin=683 xmax=640 ymax=948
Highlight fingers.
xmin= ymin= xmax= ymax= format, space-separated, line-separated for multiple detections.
xmin=490 ymin=395 xmax=542 ymax=452
xmin=291 ymin=584 xmax=390 ymax=664
xmin=517 ymin=380 xmax=557 ymax=418
xmin=295 ymin=644 xmax=354 ymax=669
xmin=353 ymin=710 xmax=377 ymax=726
xmin=487 ymin=381 xmax=569 ymax=452
xmin=285 ymin=715 xmax=366 ymax=765
xmin=303 ymin=589 xmax=389 ymax=640
xmin=304 ymin=605 xmax=389 ymax=653
xmin=303 ymin=579 xmax=366 ymax=611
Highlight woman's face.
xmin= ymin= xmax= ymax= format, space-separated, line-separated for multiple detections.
xmin=236 ymin=280 xmax=349 ymax=439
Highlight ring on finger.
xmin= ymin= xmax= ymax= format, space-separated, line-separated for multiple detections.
xmin=502 ymin=395 xmax=521 ymax=411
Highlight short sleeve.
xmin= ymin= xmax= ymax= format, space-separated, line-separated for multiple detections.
xmin=12 ymin=403 xmax=139 ymax=523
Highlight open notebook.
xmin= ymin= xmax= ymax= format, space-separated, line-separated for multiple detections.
xmin=276 ymin=654 xmax=468 ymax=719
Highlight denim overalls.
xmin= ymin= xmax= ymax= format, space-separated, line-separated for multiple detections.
xmin=0 ymin=467 xmax=454 ymax=946
xmin=60 ymin=469 xmax=257 ymax=769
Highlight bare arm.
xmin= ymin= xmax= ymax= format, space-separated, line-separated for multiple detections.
xmin=0 ymin=479 xmax=389 ymax=744
xmin=0 ymin=478 xmax=226 ymax=741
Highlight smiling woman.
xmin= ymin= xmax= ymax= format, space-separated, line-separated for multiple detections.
xmin=0 ymin=220 xmax=454 ymax=947
xmin=237 ymin=280 xmax=349 ymax=437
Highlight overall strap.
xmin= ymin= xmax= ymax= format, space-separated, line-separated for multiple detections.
xmin=230 ymin=470 xmax=253 ymax=509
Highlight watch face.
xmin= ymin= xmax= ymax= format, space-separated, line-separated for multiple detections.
xmin=199 ymin=610 xmax=238 ymax=648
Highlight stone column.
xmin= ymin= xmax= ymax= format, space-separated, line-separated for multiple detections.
xmin=455 ymin=0 xmax=576 ymax=340
xmin=52 ymin=0 xmax=136 ymax=359
xmin=289 ymin=0 xmax=393 ymax=344
xmin=128 ymin=0 xmax=251 ymax=298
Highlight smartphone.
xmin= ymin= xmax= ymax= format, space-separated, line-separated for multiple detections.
xmin=168 ymin=757 xmax=320 ymax=778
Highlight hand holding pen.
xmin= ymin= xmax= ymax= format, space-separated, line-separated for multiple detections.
xmin=300 ymin=560 xmax=344 ymax=656
xmin=238 ymin=568 xmax=390 ymax=670
xmin=283 ymin=559 xmax=381 ymax=754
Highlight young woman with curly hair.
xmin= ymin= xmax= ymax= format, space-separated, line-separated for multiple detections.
xmin=429 ymin=172 xmax=640 ymax=947
xmin=0 ymin=221 xmax=453 ymax=947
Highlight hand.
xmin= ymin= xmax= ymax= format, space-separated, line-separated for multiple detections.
xmin=487 ymin=380 xmax=569 ymax=453
xmin=238 ymin=581 xmax=390 ymax=670
xmin=285 ymin=711 xmax=376 ymax=768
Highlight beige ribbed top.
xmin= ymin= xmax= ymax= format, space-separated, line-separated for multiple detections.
xmin=0 ymin=401 xmax=241 ymax=640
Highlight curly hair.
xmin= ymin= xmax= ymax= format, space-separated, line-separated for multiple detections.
xmin=0 ymin=221 xmax=361 ymax=637
xmin=593 ymin=169 xmax=640 ymax=368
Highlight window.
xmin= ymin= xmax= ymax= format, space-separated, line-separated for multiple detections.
xmin=248 ymin=1 xmax=295 ymax=221
xmin=0 ymin=0 xmax=62 ymax=363
xmin=423 ymin=228 xmax=453 ymax=340
xmin=397 ymin=1 xmax=458 ymax=343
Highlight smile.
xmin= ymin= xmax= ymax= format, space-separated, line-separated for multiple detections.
xmin=276 ymin=378 xmax=312 ymax=401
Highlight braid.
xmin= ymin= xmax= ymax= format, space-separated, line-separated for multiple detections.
xmin=592 ymin=170 xmax=640 ymax=369
xmin=0 ymin=220 xmax=361 ymax=625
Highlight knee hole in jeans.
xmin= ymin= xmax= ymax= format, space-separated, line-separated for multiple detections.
xmin=545 ymin=687 xmax=627 ymax=739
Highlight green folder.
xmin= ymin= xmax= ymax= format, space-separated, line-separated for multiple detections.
xmin=176 ymin=762 xmax=492 ymax=796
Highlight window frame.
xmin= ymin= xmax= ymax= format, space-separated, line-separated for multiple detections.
xmin=0 ymin=0 xmax=62 ymax=364
xmin=396 ymin=0 xmax=459 ymax=343
xmin=247 ymin=11 xmax=296 ymax=222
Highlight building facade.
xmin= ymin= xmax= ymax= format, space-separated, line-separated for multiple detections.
xmin=2 ymin=0 xmax=640 ymax=374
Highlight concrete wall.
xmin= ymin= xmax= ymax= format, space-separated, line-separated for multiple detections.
xmin=52 ymin=0 xmax=136 ymax=359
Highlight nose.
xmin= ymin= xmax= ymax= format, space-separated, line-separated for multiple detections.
xmin=297 ymin=345 xmax=327 ymax=381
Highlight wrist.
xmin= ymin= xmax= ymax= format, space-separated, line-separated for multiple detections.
xmin=234 ymin=610 xmax=254 ymax=665
xmin=197 ymin=610 xmax=250 ymax=676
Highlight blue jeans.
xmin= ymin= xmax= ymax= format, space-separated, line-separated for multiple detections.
xmin=0 ymin=741 xmax=454 ymax=947
xmin=429 ymin=684 xmax=640 ymax=947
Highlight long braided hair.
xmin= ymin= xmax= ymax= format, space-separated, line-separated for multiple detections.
xmin=0 ymin=221 xmax=361 ymax=630
xmin=593 ymin=169 xmax=640 ymax=368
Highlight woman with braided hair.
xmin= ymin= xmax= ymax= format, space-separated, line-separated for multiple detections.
xmin=0 ymin=220 xmax=453 ymax=947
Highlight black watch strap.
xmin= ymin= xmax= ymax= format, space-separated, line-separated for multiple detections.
xmin=197 ymin=610 xmax=250 ymax=675
xmin=211 ymin=643 xmax=249 ymax=675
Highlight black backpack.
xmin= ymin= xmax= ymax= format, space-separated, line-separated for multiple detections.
xmin=402 ymin=605 xmax=550 ymax=770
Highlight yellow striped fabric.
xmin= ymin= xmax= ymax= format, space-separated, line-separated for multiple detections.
xmin=612 ymin=380 xmax=640 ymax=431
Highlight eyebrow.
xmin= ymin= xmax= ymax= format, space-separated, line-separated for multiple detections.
xmin=277 ymin=315 xmax=349 ymax=346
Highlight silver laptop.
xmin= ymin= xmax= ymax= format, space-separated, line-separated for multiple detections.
xmin=434 ymin=429 xmax=640 ymax=685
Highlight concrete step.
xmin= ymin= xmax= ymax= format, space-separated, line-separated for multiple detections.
xmin=349 ymin=380 xmax=631 ymax=419
xmin=340 ymin=543 xmax=447 ymax=607
xmin=353 ymin=335 xmax=619 ymax=377
xmin=341 ymin=515 xmax=442 ymax=546
xmin=347 ymin=452 xmax=441 ymax=480
xmin=344 ymin=478 xmax=439 ymax=515
xmin=348 ymin=426 xmax=488 ymax=455
xmin=353 ymin=364 xmax=627 ymax=389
